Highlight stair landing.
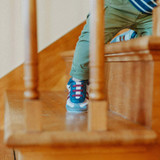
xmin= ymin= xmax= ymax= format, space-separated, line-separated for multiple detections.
xmin=4 ymin=91 xmax=157 ymax=147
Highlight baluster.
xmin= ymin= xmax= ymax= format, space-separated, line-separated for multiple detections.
xmin=24 ymin=0 xmax=39 ymax=99
xmin=23 ymin=0 xmax=42 ymax=132
xmin=88 ymin=0 xmax=108 ymax=131
xmin=153 ymin=0 xmax=160 ymax=36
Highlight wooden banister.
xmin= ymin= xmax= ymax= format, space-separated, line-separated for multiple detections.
xmin=3 ymin=1 xmax=159 ymax=158
xmin=88 ymin=0 xmax=107 ymax=131
xmin=23 ymin=0 xmax=39 ymax=99
xmin=105 ymin=36 xmax=150 ymax=54
xmin=23 ymin=0 xmax=42 ymax=132
xmin=105 ymin=36 xmax=160 ymax=54
xmin=89 ymin=0 xmax=105 ymax=100
xmin=153 ymin=0 xmax=160 ymax=36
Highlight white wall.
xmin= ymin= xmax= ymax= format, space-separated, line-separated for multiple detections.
xmin=37 ymin=0 xmax=89 ymax=51
xmin=0 ymin=0 xmax=89 ymax=78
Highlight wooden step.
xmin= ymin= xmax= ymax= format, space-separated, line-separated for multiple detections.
xmin=4 ymin=91 xmax=157 ymax=147
xmin=61 ymin=50 xmax=155 ymax=127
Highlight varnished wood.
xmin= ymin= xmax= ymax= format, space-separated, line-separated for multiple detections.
xmin=15 ymin=145 xmax=160 ymax=160
xmin=61 ymin=49 xmax=160 ymax=63
xmin=0 ymin=21 xmax=85 ymax=130
xmin=23 ymin=0 xmax=39 ymax=99
xmin=88 ymin=100 xmax=108 ymax=131
xmin=61 ymin=50 xmax=154 ymax=126
xmin=107 ymin=61 xmax=154 ymax=127
xmin=105 ymin=36 xmax=160 ymax=54
xmin=89 ymin=0 xmax=106 ymax=100
xmin=4 ymin=47 xmax=160 ymax=159
xmin=0 ymin=20 xmax=122 ymax=130
xmin=105 ymin=36 xmax=150 ymax=54
xmin=23 ymin=0 xmax=42 ymax=133
xmin=24 ymin=100 xmax=42 ymax=132
xmin=89 ymin=0 xmax=108 ymax=131
xmin=153 ymin=2 xmax=160 ymax=36
xmin=5 ymin=76 xmax=160 ymax=160
xmin=0 ymin=130 xmax=14 ymax=160
xmin=4 ymin=0 xmax=160 ymax=159
xmin=23 ymin=59 xmax=160 ymax=160
xmin=4 ymin=91 xmax=157 ymax=147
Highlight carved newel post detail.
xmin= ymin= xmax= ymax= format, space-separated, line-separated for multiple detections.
xmin=88 ymin=0 xmax=108 ymax=131
xmin=23 ymin=0 xmax=42 ymax=132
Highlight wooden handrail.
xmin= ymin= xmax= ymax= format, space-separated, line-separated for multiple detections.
xmin=23 ymin=0 xmax=39 ymax=99
xmin=105 ymin=2 xmax=160 ymax=55
xmin=105 ymin=36 xmax=160 ymax=54
xmin=105 ymin=36 xmax=150 ymax=54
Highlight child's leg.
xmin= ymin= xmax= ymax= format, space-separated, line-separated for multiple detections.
xmin=70 ymin=18 xmax=90 ymax=80
xmin=69 ymin=16 xmax=118 ymax=80
xmin=70 ymin=0 xmax=144 ymax=81
xmin=133 ymin=14 xmax=152 ymax=37
xmin=70 ymin=8 xmax=126 ymax=80
xmin=67 ymin=0 xmax=142 ymax=112
xmin=67 ymin=6 xmax=124 ymax=112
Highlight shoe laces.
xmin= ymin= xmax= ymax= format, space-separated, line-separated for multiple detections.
xmin=71 ymin=82 xmax=86 ymax=98
xmin=67 ymin=80 xmax=89 ymax=100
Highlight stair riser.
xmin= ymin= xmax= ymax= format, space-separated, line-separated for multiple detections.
xmin=64 ymin=57 xmax=153 ymax=127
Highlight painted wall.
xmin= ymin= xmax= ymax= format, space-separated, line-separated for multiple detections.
xmin=0 ymin=0 xmax=89 ymax=78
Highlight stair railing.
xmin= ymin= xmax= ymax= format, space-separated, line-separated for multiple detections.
xmin=22 ymin=0 xmax=160 ymax=133
xmin=24 ymin=0 xmax=39 ymax=99
xmin=89 ymin=0 xmax=107 ymax=131
xmin=23 ymin=0 xmax=42 ymax=132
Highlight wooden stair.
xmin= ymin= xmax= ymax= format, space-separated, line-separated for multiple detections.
xmin=4 ymin=0 xmax=160 ymax=159
xmin=61 ymin=41 xmax=157 ymax=127
xmin=4 ymin=91 xmax=157 ymax=147
xmin=4 ymin=90 xmax=160 ymax=159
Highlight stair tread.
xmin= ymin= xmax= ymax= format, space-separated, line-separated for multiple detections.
xmin=4 ymin=91 xmax=157 ymax=147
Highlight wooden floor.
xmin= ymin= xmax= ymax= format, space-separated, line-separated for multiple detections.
xmin=0 ymin=130 xmax=14 ymax=160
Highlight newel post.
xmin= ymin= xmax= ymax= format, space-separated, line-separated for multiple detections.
xmin=23 ymin=0 xmax=42 ymax=132
xmin=88 ymin=0 xmax=108 ymax=131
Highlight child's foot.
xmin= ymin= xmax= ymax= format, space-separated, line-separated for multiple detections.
xmin=66 ymin=78 xmax=89 ymax=112
xmin=111 ymin=30 xmax=137 ymax=43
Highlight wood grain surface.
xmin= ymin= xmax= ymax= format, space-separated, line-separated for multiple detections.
xmin=89 ymin=0 xmax=107 ymax=131
xmin=0 ymin=21 xmax=85 ymax=130
xmin=61 ymin=50 xmax=155 ymax=127
xmin=0 ymin=131 xmax=14 ymax=160
xmin=0 ymin=21 xmax=85 ymax=159
xmin=23 ymin=0 xmax=39 ymax=99
xmin=4 ymin=91 xmax=157 ymax=147
xmin=16 ymin=145 xmax=160 ymax=160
